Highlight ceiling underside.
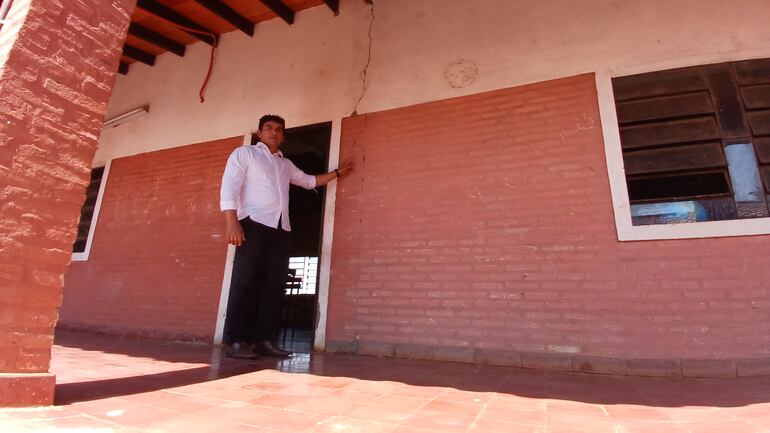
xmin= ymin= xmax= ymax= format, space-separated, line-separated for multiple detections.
xmin=119 ymin=0 xmax=340 ymax=74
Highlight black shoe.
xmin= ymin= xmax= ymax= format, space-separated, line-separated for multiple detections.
xmin=254 ymin=340 xmax=292 ymax=357
xmin=224 ymin=342 xmax=259 ymax=359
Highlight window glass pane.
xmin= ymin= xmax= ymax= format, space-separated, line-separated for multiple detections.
xmin=725 ymin=143 xmax=769 ymax=218
xmin=631 ymin=197 xmax=739 ymax=226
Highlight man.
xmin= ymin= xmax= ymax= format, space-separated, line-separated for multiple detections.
xmin=220 ymin=114 xmax=352 ymax=359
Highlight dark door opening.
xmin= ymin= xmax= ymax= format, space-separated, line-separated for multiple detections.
xmin=254 ymin=122 xmax=331 ymax=352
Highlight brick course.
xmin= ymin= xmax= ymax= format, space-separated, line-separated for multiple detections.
xmin=0 ymin=0 xmax=135 ymax=405
xmin=329 ymin=73 xmax=770 ymax=366
xmin=60 ymin=137 xmax=242 ymax=342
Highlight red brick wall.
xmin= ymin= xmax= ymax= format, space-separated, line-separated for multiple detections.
xmin=329 ymin=73 xmax=770 ymax=363
xmin=60 ymin=137 xmax=241 ymax=342
xmin=0 ymin=0 xmax=134 ymax=405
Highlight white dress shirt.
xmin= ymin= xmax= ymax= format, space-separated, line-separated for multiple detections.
xmin=220 ymin=142 xmax=316 ymax=231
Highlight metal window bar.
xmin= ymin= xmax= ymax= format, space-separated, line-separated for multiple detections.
xmin=287 ymin=256 xmax=318 ymax=295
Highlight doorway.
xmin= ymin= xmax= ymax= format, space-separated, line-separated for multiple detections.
xmin=253 ymin=121 xmax=331 ymax=352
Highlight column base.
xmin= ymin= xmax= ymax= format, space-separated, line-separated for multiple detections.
xmin=0 ymin=373 xmax=55 ymax=407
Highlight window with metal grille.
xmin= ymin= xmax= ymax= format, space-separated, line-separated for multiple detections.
xmin=612 ymin=58 xmax=770 ymax=226
xmin=72 ymin=166 xmax=105 ymax=253
xmin=287 ymin=256 xmax=319 ymax=295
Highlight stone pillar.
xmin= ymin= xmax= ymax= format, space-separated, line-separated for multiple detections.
xmin=0 ymin=0 xmax=136 ymax=406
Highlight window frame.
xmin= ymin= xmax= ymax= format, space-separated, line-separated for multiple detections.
xmin=71 ymin=160 xmax=111 ymax=261
xmin=595 ymin=70 xmax=770 ymax=241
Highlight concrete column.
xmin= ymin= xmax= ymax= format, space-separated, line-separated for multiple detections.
xmin=0 ymin=0 xmax=136 ymax=406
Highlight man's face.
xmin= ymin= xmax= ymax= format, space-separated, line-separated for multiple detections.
xmin=257 ymin=120 xmax=285 ymax=149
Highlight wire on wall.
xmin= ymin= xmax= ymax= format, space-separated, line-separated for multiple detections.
xmin=150 ymin=16 xmax=219 ymax=103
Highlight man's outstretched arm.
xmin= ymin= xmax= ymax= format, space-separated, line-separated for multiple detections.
xmin=315 ymin=160 xmax=354 ymax=187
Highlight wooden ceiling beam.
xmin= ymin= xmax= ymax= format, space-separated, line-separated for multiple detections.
xmin=259 ymin=0 xmax=295 ymax=25
xmin=118 ymin=62 xmax=129 ymax=75
xmin=322 ymin=0 xmax=339 ymax=15
xmin=128 ymin=22 xmax=186 ymax=57
xmin=122 ymin=44 xmax=156 ymax=66
xmin=137 ymin=0 xmax=217 ymax=46
xmin=195 ymin=0 xmax=255 ymax=36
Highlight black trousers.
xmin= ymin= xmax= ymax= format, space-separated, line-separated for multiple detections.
xmin=223 ymin=217 xmax=290 ymax=345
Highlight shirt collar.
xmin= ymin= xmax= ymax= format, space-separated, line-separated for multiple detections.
xmin=255 ymin=141 xmax=283 ymax=158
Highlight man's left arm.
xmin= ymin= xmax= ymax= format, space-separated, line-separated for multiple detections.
xmin=289 ymin=159 xmax=353 ymax=189
xmin=315 ymin=160 xmax=353 ymax=187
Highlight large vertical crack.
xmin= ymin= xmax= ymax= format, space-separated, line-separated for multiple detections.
xmin=351 ymin=0 xmax=374 ymax=116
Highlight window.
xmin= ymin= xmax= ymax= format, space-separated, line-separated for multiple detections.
xmin=72 ymin=164 xmax=108 ymax=260
xmin=611 ymin=59 xmax=770 ymax=227
xmin=288 ymin=256 xmax=319 ymax=295
xmin=0 ymin=0 xmax=14 ymax=29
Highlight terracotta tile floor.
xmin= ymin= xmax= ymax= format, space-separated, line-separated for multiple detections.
xmin=2 ymin=331 xmax=770 ymax=432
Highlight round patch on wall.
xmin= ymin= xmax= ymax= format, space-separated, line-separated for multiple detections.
xmin=444 ymin=59 xmax=478 ymax=89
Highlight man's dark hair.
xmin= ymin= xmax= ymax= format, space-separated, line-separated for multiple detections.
xmin=258 ymin=114 xmax=285 ymax=130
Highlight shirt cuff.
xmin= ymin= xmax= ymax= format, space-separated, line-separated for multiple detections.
xmin=220 ymin=200 xmax=237 ymax=211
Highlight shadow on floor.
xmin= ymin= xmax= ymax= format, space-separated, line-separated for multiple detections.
xmin=53 ymin=328 xmax=313 ymax=362
xmin=53 ymin=328 xmax=312 ymax=405
xmin=310 ymin=353 xmax=770 ymax=407
xmin=53 ymin=329 xmax=770 ymax=408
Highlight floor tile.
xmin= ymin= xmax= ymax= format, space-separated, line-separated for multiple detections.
xmin=7 ymin=329 xmax=770 ymax=433
xmin=468 ymin=418 xmax=545 ymax=433
xmin=253 ymin=409 xmax=331 ymax=432
xmin=399 ymin=410 xmax=477 ymax=433
xmin=478 ymin=406 xmax=546 ymax=426
xmin=310 ymin=416 xmax=393 ymax=433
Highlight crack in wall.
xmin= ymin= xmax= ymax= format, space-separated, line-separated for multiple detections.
xmin=351 ymin=0 xmax=374 ymax=116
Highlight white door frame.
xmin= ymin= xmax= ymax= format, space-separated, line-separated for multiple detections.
xmin=214 ymin=121 xmax=342 ymax=349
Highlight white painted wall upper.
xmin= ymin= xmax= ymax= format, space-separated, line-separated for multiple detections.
xmin=95 ymin=0 xmax=770 ymax=164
